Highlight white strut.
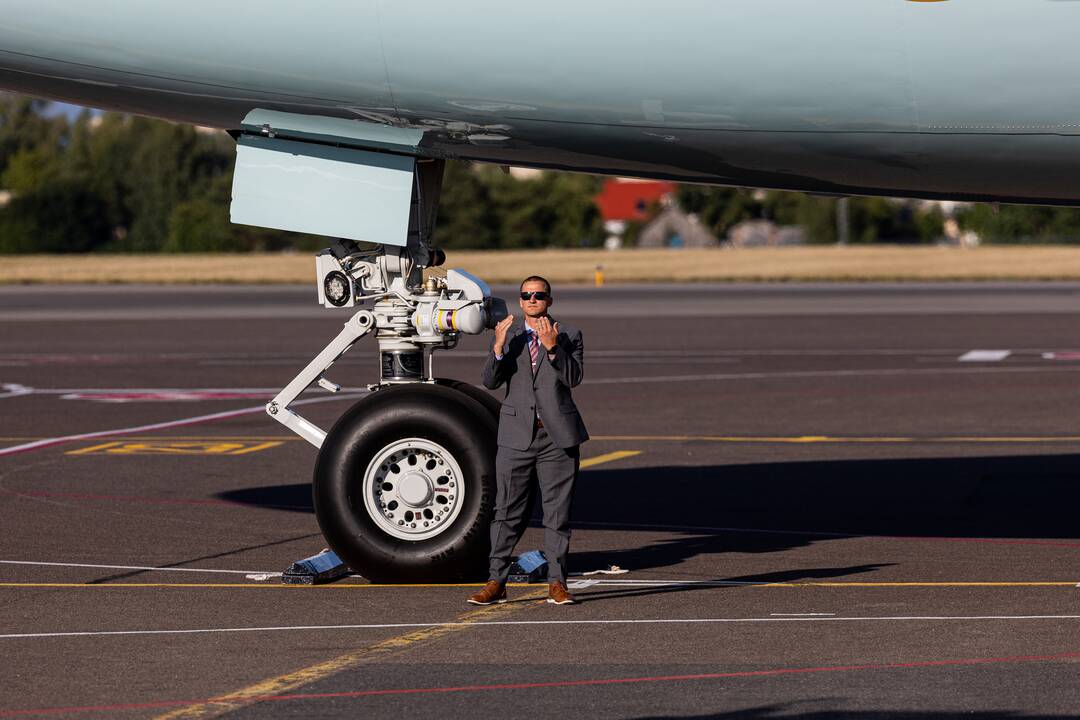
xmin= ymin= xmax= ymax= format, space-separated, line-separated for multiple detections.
xmin=266 ymin=309 xmax=375 ymax=448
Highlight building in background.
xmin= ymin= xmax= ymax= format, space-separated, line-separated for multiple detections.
xmin=595 ymin=178 xmax=718 ymax=249
xmin=726 ymin=219 xmax=806 ymax=247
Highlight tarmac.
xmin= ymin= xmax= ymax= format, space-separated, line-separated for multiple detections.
xmin=4 ymin=282 xmax=1080 ymax=718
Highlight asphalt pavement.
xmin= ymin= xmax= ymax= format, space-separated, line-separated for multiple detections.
xmin=3 ymin=283 xmax=1080 ymax=719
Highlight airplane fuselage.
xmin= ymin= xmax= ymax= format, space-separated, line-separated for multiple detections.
xmin=2 ymin=1 xmax=1080 ymax=204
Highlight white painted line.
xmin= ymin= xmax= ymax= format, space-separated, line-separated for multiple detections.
xmin=958 ymin=350 xmax=1011 ymax=362
xmin=572 ymin=520 xmax=1080 ymax=550
xmin=0 ymin=392 xmax=368 ymax=457
xmin=0 ymin=386 xmax=366 ymax=395
xmin=581 ymin=364 xmax=1080 ymax=386
xmin=770 ymin=613 xmax=836 ymax=617
xmin=0 ymin=383 xmax=32 ymax=399
xmin=5 ymin=615 xmax=1080 ymax=640
xmin=0 ymin=560 xmax=276 ymax=575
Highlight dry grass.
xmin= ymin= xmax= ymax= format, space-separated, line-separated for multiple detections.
xmin=9 ymin=246 xmax=1080 ymax=284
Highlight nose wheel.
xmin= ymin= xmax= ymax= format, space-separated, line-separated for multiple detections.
xmin=313 ymin=383 xmax=498 ymax=582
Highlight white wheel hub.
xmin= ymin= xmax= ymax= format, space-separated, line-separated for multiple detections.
xmin=361 ymin=438 xmax=464 ymax=541
xmin=398 ymin=473 xmax=433 ymax=507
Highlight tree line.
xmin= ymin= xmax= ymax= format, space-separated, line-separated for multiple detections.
xmin=3 ymin=94 xmax=1080 ymax=253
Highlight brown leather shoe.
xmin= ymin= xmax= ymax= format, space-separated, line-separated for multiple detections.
xmin=467 ymin=580 xmax=507 ymax=605
xmin=547 ymin=581 xmax=577 ymax=605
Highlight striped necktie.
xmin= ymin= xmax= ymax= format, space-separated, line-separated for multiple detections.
xmin=529 ymin=330 xmax=540 ymax=374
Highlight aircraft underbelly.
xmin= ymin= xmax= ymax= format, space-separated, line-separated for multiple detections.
xmin=1 ymin=0 xmax=1079 ymax=202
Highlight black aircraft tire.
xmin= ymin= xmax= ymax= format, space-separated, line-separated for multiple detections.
xmin=435 ymin=378 xmax=500 ymax=421
xmin=313 ymin=383 xmax=498 ymax=582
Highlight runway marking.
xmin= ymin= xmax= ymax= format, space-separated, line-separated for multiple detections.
xmin=65 ymin=440 xmax=283 ymax=456
xmin=580 ymin=450 xmax=641 ymax=469
xmin=3 ymin=649 xmax=1080 ymax=717
xmin=582 ymin=364 xmax=1080 ymax=385
xmin=27 ymin=432 xmax=1080 ymax=445
xmin=60 ymin=391 xmax=282 ymax=403
xmin=0 ymin=560 xmax=277 ymax=575
xmin=150 ymin=588 xmax=549 ymax=720
xmin=1 ymin=436 xmax=302 ymax=442
xmin=0 ymin=386 xmax=353 ymax=396
xmin=0 ymin=392 xmax=367 ymax=457
xmin=1 ymin=580 xmax=1076 ymax=590
xmin=958 ymin=350 xmax=1012 ymax=362
xmin=590 ymin=434 xmax=1080 ymax=444
xmin=6 ymin=615 xmax=1080 ymax=641
xmin=573 ymin=519 xmax=1080 ymax=549
xmin=0 ymin=488 xmax=308 ymax=511
xmin=771 ymin=613 xmax=835 ymax=617
xmin=0 ymin=383 xmax=32 ymax=399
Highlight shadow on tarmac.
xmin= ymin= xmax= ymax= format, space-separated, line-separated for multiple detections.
xmin=217 ymin=452 xmax=1080 ymax=580
xmin=574 ymin=452 xmax=1080 ymax=540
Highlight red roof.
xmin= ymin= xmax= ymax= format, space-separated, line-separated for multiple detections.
xmin=595 ymin=179 xmax=676 ymax=222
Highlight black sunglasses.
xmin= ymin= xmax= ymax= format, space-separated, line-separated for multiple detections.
xmin=520 ymin=291 xmax=550 ymax=301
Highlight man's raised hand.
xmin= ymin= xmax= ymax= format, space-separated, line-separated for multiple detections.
xmin=493 ymin=314 xmax=514 ymax=355
xmin=537 ymin=316 xmax=558 ymax=351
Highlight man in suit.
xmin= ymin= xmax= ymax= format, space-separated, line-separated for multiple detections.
xmin=468 ymin=275 xmax=588 ymax=606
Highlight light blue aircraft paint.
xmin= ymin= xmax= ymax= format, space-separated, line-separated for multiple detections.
xmin=1 ymin=0 xmax=1080 ymax=204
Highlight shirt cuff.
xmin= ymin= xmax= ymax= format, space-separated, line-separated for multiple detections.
xmin=494 ymin=352 xmax=504 ymax=361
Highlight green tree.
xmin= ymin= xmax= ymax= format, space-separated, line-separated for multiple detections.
xmin=433 ymin=161 xmax=500 ymax=249
xmin=957 ymin=204 xmax=1080 ymax=244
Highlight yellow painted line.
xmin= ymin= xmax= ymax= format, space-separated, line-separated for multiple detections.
xmin=1 ymin=436 xmax=302 ymax=442
xmin=0 ymin=582 xmax=536 ymax=588
xmin=65 ymin=440 xmax=286 ymax=456
xmin=591 ymin=435 xmax=1080 ymax=444
xmin=774 ymin=582 xmax=1080 ymax=587
xmin=228 ymin=441 xmax=285 ymax=455
xmin=580 ymin=450 xmax=641 ymax=469
xmin=65 ymin=441 xmax=123 ymax=455
xmin=152 ymin=587 xmax=548 ymax=719
xmin=1 ymin=581 xmax=1076 ymax=589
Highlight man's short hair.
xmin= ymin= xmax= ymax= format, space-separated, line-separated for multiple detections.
xmin=520 ymin=275 xmax=552 ymax=295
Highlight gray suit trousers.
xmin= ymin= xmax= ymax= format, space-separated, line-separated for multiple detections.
xmin=489 ymin=425 xmax=580 ymax=584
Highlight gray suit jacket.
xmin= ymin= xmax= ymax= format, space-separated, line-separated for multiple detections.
xmin=481 ymin=318 xmax=589 ymax=450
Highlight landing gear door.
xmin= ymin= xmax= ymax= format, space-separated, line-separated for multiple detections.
xmin=231 ymin=135 xmax=415 ymax=246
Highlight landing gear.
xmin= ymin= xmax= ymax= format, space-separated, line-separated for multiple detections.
xmin=251 ymin=149 xmax=509 ymax=582
xmin=313 ymin=384 xmax=497 ymax=582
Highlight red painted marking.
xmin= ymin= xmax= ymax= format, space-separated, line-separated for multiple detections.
xmin=886 ymin=535 xmax=1080 ymax=550
xmin=2 ymin=651 xmax=1079 ymax=717
xmin=1045 ymin=352 xmax=1080 ymax=361
xmin=0 ymin=489 xmax=308 ymax=511
xmin=61 ymin=392 xmax=273 ymax=403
